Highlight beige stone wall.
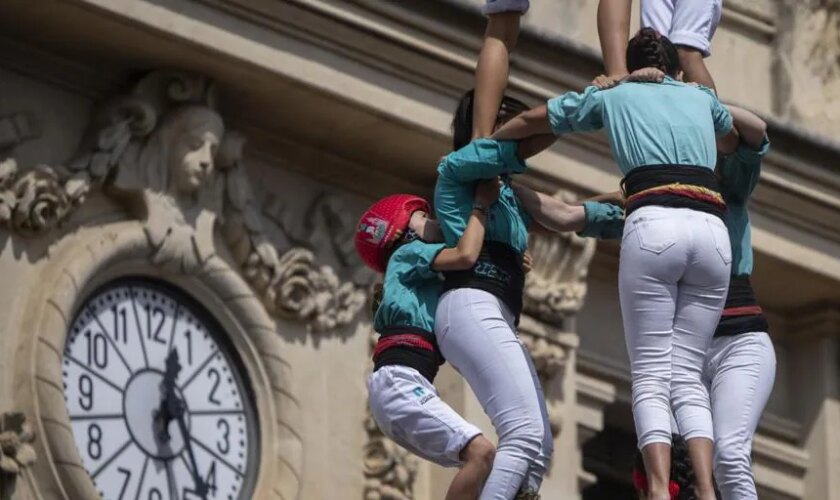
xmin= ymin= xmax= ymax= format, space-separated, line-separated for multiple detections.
xmin=0 ymin=0 xmax=837 ymax=499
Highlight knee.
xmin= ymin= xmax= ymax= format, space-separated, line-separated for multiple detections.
xmin=714 ymin=439 xmax=752 ymax=473
xmin=463 ymin=436 xmax=496 ymax=471
xmin=500 ymin=419 xmax=545 ymax=458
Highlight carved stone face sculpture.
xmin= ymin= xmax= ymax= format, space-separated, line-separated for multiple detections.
xmin=165 ymin=106 xmax=224 ymax=196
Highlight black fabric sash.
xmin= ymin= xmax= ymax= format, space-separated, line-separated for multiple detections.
xmin=715 ymin=275 xmax=769 ymax=337
xmin=622 ymin=164 xmax=725 ymax=221
xmin=442 ymin=240 xmax=524 ymax=323
xmin=373 ymin=326 xmax=443 ymax=383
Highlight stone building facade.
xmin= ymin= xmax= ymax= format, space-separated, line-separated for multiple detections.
xmin=0 ymin=1 xmax=838 ymax=499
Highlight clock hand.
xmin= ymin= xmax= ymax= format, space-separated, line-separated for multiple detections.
xmin=155 ymin=349 xmax=182 ymax=441
xmin=176 ymin=405 xmax=209 ymax=500
xmin=156 ymin=350 xmax=208 ymax=499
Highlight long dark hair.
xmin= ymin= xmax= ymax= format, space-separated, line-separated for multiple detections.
xmin=451 ymin=89 xmax=529 ymax=151
xmin=633 ymin=434 xmax=701 ymax=500
xmin=626 ymin=27 xmax=680 ymax=77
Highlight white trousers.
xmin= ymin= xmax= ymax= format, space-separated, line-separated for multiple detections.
xmin=641 ymin=0 xmax=723 ymax=56
xmin=705 ymin=331 xmax=776 ymax=500
xmin=435 ymin=288 xmax=553 ymax=499
xmin=619 ymin=206 xmax=731 ymax=449
xmin=368 ymin=365 xmax=482 ymax=467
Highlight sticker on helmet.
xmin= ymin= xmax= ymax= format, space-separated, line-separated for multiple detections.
xmin=359 ymin=216 xmax=389 ymax=245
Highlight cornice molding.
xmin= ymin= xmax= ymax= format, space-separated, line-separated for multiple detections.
xmin=0 ymin=34 xmax=119 ymax=100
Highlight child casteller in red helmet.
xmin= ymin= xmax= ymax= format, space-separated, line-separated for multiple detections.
xmin=356 ymin=183 xmax=504 ymax=500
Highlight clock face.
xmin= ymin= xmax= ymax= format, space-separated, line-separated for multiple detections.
xmin=62 ymin=278 xmax=259 ymax=500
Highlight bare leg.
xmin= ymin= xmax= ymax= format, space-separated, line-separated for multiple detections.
xmin=685 ymin=437 xmax=717 ymax=500
xmin=445 ymin=436 xmax=496 ymax=500
xmin=473 ymin=12 xmax=521 ymax=139
xmin=677 ymin=46 xmax=716 ymax=90
xmin=597 ymin=0 xmax=632 ymax=79
xmin=641 ymin=443 xmax=673 ymax=500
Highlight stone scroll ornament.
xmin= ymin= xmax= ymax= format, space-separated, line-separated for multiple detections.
xmin=0 ymin=70 xmax=366 ymax=333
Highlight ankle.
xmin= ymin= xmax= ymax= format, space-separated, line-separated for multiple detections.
xmin=694 ymin=485 xmax=717 ymax=500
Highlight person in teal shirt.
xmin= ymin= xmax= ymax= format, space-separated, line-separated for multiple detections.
xmin=434 ymin=88 xmax=567 ymax=499
xmin=491 ymin=29 xmax=742 ymax=500
xmin=529 ymin=104 xmax=775 ymax=500
xmin=357 ymin=183 xmax=504 ymax=500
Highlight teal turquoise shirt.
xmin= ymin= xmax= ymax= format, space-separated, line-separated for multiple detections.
xmin=434 ymin=139 xmax=531 ymax=255
xmin=547 ymin=78 xmax=733 ymax=174
xmin=581 ymin=136 xmax=770 ymax=277
xmin=718 ymin=136 xmax=770 ymax=276
xmin=373 ymin=240 xmax=446 ymax=333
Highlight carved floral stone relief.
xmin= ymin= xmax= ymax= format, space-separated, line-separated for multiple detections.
xmin=0 ymin=412 xmax=36 ymax=500
xmin=0 ymin=70 xmax=366 ymax=333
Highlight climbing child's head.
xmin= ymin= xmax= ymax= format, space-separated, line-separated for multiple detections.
xmin=355 ymin=194 xmax=440 ymax=273
xmin=627 ymin=27 xmax=681 ymax=77
xmin=451 ymin=89 xmax=529 ymax=150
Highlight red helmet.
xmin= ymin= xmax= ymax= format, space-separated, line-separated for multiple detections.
xmin=355 ymin=194 xmax=431 ymax=273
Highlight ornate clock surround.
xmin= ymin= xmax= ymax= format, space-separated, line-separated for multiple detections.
xmin=0 ymin=69 xmax=373 ymax=500
xmin=14 ymin=222 xmax=302 ymax=499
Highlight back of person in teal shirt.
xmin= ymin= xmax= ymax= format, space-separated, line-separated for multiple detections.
xmin=489 ymin=50 xmax=736 ymax=173
xmin=490 ymin=29 xmax=744 ymax=500
xmin=574 ymin=104 xmax=777 ymax=500
xmin=435 ymin=138 xmax=533 ymax=320
xmin=575 ymin=105 xmax=769 ymax=285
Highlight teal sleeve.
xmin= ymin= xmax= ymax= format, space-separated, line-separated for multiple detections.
xmin=577 ymin=201 xmax=625 ymax=240
xmin=400 ymin=242 xmax=446 ymax=282
xmin=546 ymin=86 xmax=605 ymax=135
xmin=719 ymin=135 xmax=769 ymax=203
xmin=699 ymin=86 xmax=734 ymax=136
xmin=414 ymin=242 xmax=446 ymax=280
xmin=437 ymin=138 xmax=526 ymax=182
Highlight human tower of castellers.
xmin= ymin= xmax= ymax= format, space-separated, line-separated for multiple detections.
xmin=354 ymin=1 xmax=774 ymax=499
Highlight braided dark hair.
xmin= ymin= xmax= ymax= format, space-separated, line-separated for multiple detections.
xmin=626 ymin=27 xmax=680 ymax=77
xmin=633 ymin=434 xmax=699 ymax=500
xmin=451 ymin=89 xmax=530 ymax=151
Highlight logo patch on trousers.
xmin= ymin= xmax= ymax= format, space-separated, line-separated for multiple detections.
xmin=412 ymin=386 xmax=435 ymax=405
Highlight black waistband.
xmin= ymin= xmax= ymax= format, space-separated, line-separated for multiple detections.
xmin=622 ymin=164 xmax=725 ymax=220
xmin=373 ymin=326 xmax=443 ymax=383
xmin=442 ymin=241 xmax=524 ymax=323
xmin=715 ymin=276 xmax=769 ymax=337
